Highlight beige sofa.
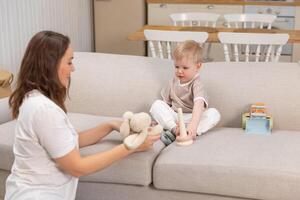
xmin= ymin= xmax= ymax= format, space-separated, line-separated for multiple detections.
xmin=1 ymin=52 xmax=300 ymax=200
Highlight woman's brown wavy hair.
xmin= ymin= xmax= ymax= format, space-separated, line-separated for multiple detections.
xmin=9 ymin=31 xmax=70 ymax=118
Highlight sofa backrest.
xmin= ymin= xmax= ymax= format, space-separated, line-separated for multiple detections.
xmin=68 ymin=52 xmax=300 ymax=131
xmin=67 ymin=52 xmax=172 ymax=117
xmin=201 ymin=62 xmax=300 ymax=131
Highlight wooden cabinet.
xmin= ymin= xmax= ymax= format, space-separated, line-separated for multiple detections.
xmin=148 ymin=3 xmax=243 ymax=27
xmin=176 ymin=4 xmax=243 ymax=27
xmin=148 ymin=4 xmax=180 ymax=25
xmin=94 ymin=0 xmax=146 ymax=56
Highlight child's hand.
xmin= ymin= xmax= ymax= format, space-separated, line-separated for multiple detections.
xmin=174 ymin=122 xmax=180 ymax=136
xmin=187 ymin=123 xmax=197 ymax=140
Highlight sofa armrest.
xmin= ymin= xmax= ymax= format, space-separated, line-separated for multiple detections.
xmin=0 ymin=97 xmax=12 ymax=124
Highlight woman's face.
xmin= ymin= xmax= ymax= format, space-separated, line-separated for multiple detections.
xmin=58 ymin=46 xmax=74 ymax=88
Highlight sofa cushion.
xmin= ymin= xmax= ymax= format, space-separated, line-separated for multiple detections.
xmin=0 ymin=120 xmax=15 ymax=170
xmin=74 ymin=113 xmax=165 ymax=186
xmin=0 ymin=97 xmax=12 ymax=124
xmin=153 ymin=127 xmax=300 ymax=200
xmin=0 ymin=113 xmax=165 ymax=186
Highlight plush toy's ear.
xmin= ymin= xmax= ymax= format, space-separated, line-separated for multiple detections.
xmin=120 ymin=119 xmax=130 ymax=138
xmin=123 ymin=111 xmax=133 ymax=120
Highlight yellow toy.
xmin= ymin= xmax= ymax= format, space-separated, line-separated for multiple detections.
xmin=176 ymin=108 xmax=193 ymax=146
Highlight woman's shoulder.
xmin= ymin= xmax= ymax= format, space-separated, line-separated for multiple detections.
xmin=20 ymin=90 xmax=64 ymax=118
xmin=23 ymin=90 xmax=55 ymax=105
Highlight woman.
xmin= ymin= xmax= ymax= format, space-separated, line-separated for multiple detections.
xmin=5 ymin=31 xmax=160 ymax=200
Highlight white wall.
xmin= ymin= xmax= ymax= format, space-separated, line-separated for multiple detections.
xmin=0 ymin=0 xmax=93 ymax=76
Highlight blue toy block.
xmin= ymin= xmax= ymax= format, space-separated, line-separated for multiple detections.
xmin=245 ymin=117 xmax=271 ymax=135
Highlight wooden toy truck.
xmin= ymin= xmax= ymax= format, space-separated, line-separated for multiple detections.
xmin=242 ymin=103 xmax=273 ymax=134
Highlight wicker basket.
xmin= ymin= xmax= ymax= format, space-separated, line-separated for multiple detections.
xmin=0 ymin=69 xmax=13 ymax=98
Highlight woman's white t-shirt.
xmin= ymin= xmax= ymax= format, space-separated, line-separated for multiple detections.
xmin=5 ymin=90 xmax=78 ymax=200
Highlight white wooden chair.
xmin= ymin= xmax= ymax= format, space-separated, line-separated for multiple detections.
xmin=144 ymin=30 xmax=208 ymax=59
xmin=224 ymin=14 xmax=277 ymax=29
xmin=223 ymin=14 xmax=277 ymax=61
xmin=170 ymin=12 xmax=220 ymax=62
xmin=218 ymin=32 xmax=289 ymax=62
xmin=170 ymin=12 xmax=220 ymax=27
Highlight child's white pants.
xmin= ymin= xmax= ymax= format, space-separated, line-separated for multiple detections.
xmin=150 ymin=100 xmax=220 ymax=135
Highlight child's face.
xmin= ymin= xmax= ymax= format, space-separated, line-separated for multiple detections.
xmin=174 ymin=57 xmax=201 ymax=84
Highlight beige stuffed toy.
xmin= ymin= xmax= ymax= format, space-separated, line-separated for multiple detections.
xmin=120 ymin=111 xmax=163 ymax=150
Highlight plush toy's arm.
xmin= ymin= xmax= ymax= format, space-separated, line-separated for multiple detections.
xmin=120 ymin=119 xmax=130 ymax=138
xmin=123 ymin=125 xmax=163 ymax=150
xmin=123 ymin=128 xmax=148 ymax=150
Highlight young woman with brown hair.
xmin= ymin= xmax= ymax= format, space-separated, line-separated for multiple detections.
xmin=5 ymin=31 xmax=160 ymax=200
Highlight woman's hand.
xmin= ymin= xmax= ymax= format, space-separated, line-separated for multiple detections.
xmin=134 ymin=134 xmax=161 ymax=152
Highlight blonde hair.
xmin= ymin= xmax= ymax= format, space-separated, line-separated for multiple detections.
xmin=172 ymin=40 xmax=203 ymax=64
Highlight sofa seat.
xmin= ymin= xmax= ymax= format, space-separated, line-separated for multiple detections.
xmin=0 ymin=112 xmax=165 ymax=186
xmin=153 ymin=127 xmax=300 ymax=200
xmin=0 ymin=120 xmax=15 ymax=170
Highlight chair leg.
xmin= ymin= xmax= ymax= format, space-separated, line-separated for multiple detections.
xmin=203 ymin=43 xmax=213 ymax=62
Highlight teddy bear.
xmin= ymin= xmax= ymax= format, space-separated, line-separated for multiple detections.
xmin=119 ymin=111 xmax=163 ymax=150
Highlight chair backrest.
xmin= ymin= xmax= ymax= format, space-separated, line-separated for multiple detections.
xmin=144 ymin=30 xmax=208 ymax=59
xmin=224 ymin=14 xmax=276 ymax=29
xmin=218 ymin=32 xmax=289 ymax=62
xmin=170 ymin=12 xmax=220 ymax=27
xmin=170 ymin=12 xmax=220 ymax=62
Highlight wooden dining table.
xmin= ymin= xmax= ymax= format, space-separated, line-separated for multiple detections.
xmin=128 ymin=25 xmax=300 ymax=44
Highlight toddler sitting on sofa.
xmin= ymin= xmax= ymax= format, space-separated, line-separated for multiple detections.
xmin=150 ymin=40 xmax=220 ymax=145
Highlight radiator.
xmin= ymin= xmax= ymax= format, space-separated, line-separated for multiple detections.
xmin=0 ymin=0 xmax=93 ymax=76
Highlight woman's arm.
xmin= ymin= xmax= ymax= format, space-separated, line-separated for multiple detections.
xmin=78 ymin=120 xmax=121 ymax=148
xmin=55 ymin=134 xmax=160 ymax=177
